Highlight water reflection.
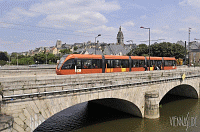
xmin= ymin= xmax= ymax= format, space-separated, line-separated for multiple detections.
xmin=34 ymin=94 xmax=200 ymax=132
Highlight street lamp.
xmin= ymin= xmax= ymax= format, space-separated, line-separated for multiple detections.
xmin=194 ymin=38 xmax=200 ymax=41
xmin=9 ymin=54 xmax=10 ymax=66
xmin=127 ymin=40 xmax=133 ymax=44
xmin=158 ymin=39 xmax=165 ymax=42
xmin=140 ymin=26 xmax=150 ymax=71
xmin=95 ymin=34 xmax=101 ymax=54
xmin=188 ymin=28 xmax=191 ymax=66
xmin=17 ymin=53 xmax=18 ymax=67
xmin=46 ymin=54 xmax=47 ymax=65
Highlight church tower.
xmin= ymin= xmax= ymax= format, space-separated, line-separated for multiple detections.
xmin=56 ymin=39 xmax=62 ymax=48
xmin=116 ymin=26 xmax=124 ymax=46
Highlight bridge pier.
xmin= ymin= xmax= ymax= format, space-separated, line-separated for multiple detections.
xmin=0 ymin=95 xmax=13 ymax=132
xmin=144 ymin=91 xmax=160 ymax=119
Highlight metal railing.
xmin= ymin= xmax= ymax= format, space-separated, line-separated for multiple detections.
xmin=2 ymin=74 xmax=200 ymax=101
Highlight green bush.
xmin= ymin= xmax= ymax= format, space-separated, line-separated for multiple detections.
xmin=0 ymin=60 xmax=7 ymax=66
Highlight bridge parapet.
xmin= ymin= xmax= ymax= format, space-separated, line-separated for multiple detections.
xmin=1 ymin=68 xmax=200 ymax=99
xmin=1 ymin=71 xmax=199 ymax=101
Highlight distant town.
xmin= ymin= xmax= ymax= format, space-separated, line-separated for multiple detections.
xmin=15 ymin=26 xmax=135 ymax=56
xmin=1 ymin=26 xmax=200 ymax=65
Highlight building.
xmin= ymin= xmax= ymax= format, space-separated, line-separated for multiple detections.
xmin=176 ymin=40 xmax=186 ymax=48
xmin=103 ymin=26 xmax=130 ymax=55
xmin=190 ymin=41 xmax=200 ymax=65
xmin=50 ymin=47 xmax=58 ymax=55
xmin=74 ymin=43 xmax=83 ymax=48
xmin=124 ymin=44 xmax=137 ymax=51
xmin=116 ymin=26 xmax=124 ymax=46
xmin=56 ymin=40 xmax=62 ymax=49
xmin=73 ymin=47 xmax=103 ymax=55
xmin=190 ymin=49 xmax=200 ymax=65
xmin=103 ymin=44 xmax=130 ymax=55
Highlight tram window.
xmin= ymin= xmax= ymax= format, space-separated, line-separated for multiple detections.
xmin=132 ymin=60 xmax=138 ymax=67
xmin=61 ymin=59 xmax=75 ymax=69
xmin=114 ymin=60 xmax=121 ymax=68
xmin=169 ymin=61 xmax=173 ymax=66
xmin=147 ymin=61 xmax=149 ymax=67
xmin=164 ymin=60 xmax=173 ymax=66
xmin=121 ymin=60 xmax=129 ymax=68
xmin=106 ymin=59 xmax=114 ymax=68
xmin=82 ymin=59 xmax=92 ymax=69
xmin=151 ymin=60 xmax=154 ymax=67
xmin=173 ymin=60 xmax=176 ymax=66
xmin=92 ymin=59 xmax=102 ymax=68
xmin=157 ymin=61 xmax=162 ymax=66
xmin=132 ymin=60 xmax=135 ymax=67
xmin=57 ymin=56 xmax=66 ymax=69
xmin=139 ymin=60 xmax=145 ymax=67
xmin=97 ymin=59 xmax=102 ymax=68
xmin=147 ymin=60 xmax=153 ymax=67
xmin=146 ymin=60 xmax=153 ymax=67
xmin=164 ymin=61 xmax=168 ymax=66
xmin=76 ymin=59 xmax=82 ymax=69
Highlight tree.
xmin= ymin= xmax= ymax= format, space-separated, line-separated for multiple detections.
xmin=127 ymin=42 xmax=186 ymax=59
xmin=74 ymin=46 xmax=78 ymax=50
xmin=127 ymin=44 xmax=148 ymax=56
xmin=151 ymin=42 xmax=185 ymax=59
xmin=172 ymin=43 xmax=185 ymax=59
xmin=59 ymin=49 xmax=72 ymax=54
xmin=11 ymin=52 xmax=17 ymax=58
xmin=33 ymin=53 xmax=46 ymax=64
xmin=47 ymin=53 xmax=56 ymax=63
xmin=0 ymin=52 xmax=8 ymax=66
xmin=0 ymin=52 xmax=8 ymax=61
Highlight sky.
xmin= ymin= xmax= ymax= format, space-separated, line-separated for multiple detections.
xmin=0 ymin=0 xmax=200 ymax=53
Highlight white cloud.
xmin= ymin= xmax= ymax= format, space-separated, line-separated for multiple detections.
xmin=182 ymin=16 xmax=200 ymax=23
xmin=1 ymin=7 xmax=39 ymax=25
xmin=178 ymin=27 xmax=188 ymax=32
xmin=0 ymin=38 xmax=56 ymax=53
xmin=28 ymin=0 xmax=120 ymax=29
xmin=122 ymin=21 xmax=135 ymax=27
xmin=0 ymin=0 xmax=120 ymax=29
xmin=86 ymin=25 xmax=116 ymax=32
xmin=140 ymin=15 xmax=146 ymax=19
xmin=162 ymin=25 xmax=170 ymax=29
xmin=30 ymin=0 xmax=120 ymax=14
xmin=151 ymin=29 xmax=164 ymax=34
xmin=178 ymin=27 xmax=198 ymax=33
xmin=37 ymin=11 xmax=108 ymax=29
xmin=179 ymin=0 xmax=200 ymax=7
xmin=131 ymin=4 xmax=146 ymax=10
xmin=74 ymin=25 xmax=120 ymax=43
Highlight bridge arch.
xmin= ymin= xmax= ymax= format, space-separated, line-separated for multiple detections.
xmin=160 ymin=84 xmax=199 ymax=103
xmin=34 ymin=97 xmax=142 ymax=131
xmin=89 ymin=98 xmax=142 ymax=117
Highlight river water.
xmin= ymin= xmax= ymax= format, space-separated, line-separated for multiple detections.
xmin=34 ymin=94 xmax=200 ymax=132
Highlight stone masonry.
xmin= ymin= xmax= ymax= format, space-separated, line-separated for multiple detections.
xmin=0 ymin=67 xmax=200 ymax=132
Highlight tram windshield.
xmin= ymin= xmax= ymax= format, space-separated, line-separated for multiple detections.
xmin=57 ymin=55 xmax=68 ymax=69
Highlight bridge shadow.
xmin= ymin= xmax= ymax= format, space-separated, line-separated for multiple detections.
xmin=159 ymin=84 xmax=199 ymax=118
xmin=34 ymin=98 xmax=142 ymax=132
xmin=160 ymin=84 xmax=198 ymax=105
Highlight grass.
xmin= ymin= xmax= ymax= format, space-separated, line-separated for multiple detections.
xmin=0 ymin=83 xmax=3 ymax=95
xmin=161 ymin=72 xmax=163 ymax=77
xmin=148 ymin=75 xmax=152 ymax=80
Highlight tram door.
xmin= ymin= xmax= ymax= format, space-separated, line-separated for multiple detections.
xmin=105 ymin=60 xmax=113 ymax=73
xmin=75 ymin=59 xmax=82 ymax=74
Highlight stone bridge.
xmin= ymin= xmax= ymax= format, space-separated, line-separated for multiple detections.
xmin=0 ymin=67 xmax=200 ymax=132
